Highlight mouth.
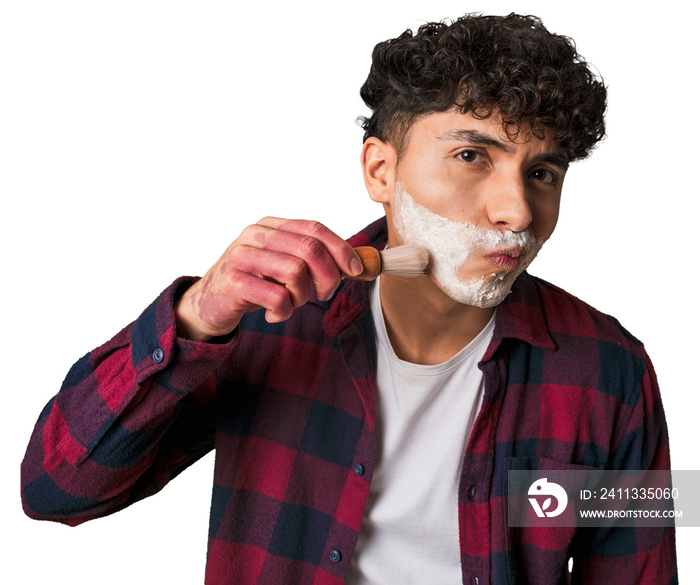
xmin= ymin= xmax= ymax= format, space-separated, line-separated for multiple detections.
xmin=485 ymin=247 xmax=524 ymax=271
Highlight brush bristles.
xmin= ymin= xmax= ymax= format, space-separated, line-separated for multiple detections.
xmin=380 ymin=245 xmax=429 ymax=277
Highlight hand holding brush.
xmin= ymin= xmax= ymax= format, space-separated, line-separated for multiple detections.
xmin=174 ymin=218 xmax=428 ymax=340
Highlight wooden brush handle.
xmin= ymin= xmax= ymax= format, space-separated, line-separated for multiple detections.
xmin=348 ymin=246 xmax=382 ymax=281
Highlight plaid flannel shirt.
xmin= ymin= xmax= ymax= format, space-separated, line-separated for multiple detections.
xmin=22 ymin=217 xmax=677 ymax=584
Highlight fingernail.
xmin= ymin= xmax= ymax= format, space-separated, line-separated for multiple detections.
xmin=350 ymin=257 xmax=364 ymax=276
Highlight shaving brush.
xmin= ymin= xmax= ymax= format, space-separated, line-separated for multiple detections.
xmin=349 ymin=245 xmax=429 ymax=281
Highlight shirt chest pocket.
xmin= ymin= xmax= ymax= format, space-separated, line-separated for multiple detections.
xmin=498 ymin=456 xmax=603 ymax=585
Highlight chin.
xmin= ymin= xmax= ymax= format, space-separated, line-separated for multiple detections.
xmin=437 ymin=269 xmax=522 ymax=308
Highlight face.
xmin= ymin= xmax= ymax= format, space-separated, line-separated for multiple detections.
xmin=383 ymin=110 xmax=567 ymax=307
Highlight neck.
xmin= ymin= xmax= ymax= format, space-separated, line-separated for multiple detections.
xmin=378 ymin=273 xmax=495 ymax=365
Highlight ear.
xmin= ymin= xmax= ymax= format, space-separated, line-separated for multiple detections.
xmin=360 ymin=137 xmax=397 ymax=204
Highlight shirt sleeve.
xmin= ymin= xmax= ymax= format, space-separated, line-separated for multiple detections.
xmin=573 ymin=349 xmax=678 ymax=584
xmin=21 ymin=277 xmax=236 ymax=526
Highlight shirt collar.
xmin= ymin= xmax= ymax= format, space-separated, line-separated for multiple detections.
xmin=481 ymin=272 xmax=557 ymax=362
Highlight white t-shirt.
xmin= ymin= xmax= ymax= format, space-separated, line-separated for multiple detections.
xmin=346 ymin=278 xmax=496 ymax=585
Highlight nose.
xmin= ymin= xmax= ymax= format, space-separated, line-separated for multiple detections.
xmin=485 ymin=174 xmax=533 ymax=233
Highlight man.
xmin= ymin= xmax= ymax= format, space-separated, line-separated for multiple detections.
xmin=22 ymin=13 xmax=677 ymax=584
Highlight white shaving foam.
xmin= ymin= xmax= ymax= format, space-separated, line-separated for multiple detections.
xmin=392 ymin=183 xmax=546 ymax=308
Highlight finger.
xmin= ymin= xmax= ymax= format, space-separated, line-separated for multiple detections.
xmin=237 ymin=224 xmax=339 ymax=301
xmin=231 ymin=270 xmax=295 ymax=323
xmin=257 ymin=218 xmax=364 ymax=277
xmin=228 ymin=245 xmax=311 ymax=309
xmin=249 ymin=219 xmax=362 ymax=300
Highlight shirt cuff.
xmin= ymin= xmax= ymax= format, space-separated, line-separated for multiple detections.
xmin=131 ymin=276 xmax=238 ymax=388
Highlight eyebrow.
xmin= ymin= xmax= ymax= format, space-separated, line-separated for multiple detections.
xmin=438 ymin=129 xmax=512 ymax=152
xmin=531 ymin=152 xmax=570 ymax=171
xmin=438 ymin=129 xmax=570 ymax=170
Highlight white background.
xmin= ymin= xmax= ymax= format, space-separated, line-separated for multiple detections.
xmin=2 ymin=1 xmax=697 ymax=582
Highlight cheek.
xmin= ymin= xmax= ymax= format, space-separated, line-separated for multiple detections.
xmin=531 ymin=198 xmax=561 ymax=239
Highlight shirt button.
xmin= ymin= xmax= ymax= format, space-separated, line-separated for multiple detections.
xmin=474 ymin=577 xmax=480 ymax=585
xmin=353 ymin=463 xmax=365 ymax=476
xmin=152 ymin=348 xmax=165 ymax=363
xmin=467 ymin=485 xmax=476 ymax=500
xmin=329 ymin=549 xmax=342 ymax=563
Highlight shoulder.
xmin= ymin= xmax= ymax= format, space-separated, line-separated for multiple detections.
xmin=523 ymin=275 xmax=654 ymax=415
xmin=531 ymin=275 xmax=644 ymax=352
xmin=498 ymin=273 xmax=652 ymax=404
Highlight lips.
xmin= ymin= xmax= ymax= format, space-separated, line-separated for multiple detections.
xmin=486 ymin=247 xmax=523 ymax=270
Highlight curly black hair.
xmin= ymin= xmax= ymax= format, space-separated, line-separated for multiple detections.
xmin=359 ymin=13 xmax=607 ymax=162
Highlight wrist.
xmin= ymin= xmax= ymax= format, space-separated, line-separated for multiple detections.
xmin=174 ymin=287 xmax=216 ymax=342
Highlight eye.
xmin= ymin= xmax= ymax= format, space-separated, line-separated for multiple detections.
xmin=530 ymin=168 xmax=557 ymax=185
xmin=458 ymin=149 xmax=485 ymax=163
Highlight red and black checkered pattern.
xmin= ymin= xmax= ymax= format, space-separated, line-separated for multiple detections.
xmin=22 ymin=218 xmax=677 ymax=584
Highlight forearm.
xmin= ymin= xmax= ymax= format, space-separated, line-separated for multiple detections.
xmin=21 ymin=278 xmax=234 ymax=524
